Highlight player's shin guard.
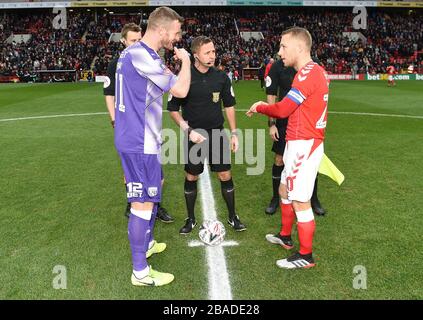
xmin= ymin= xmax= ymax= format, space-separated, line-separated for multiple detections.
xmin=184 ymin=179 xmax=197 ymax=220
xmin=128 ymin=208 xmax=152 ymax=272
xmin=280 ymin=198 xmax=295 ymax=236
xmin=296 ymin=208 xmax=315 ymax=255
xmin=221 ymin=178 xmax=236 ymax=220
xmin=272 ymin=165 xmax=284 ymax=198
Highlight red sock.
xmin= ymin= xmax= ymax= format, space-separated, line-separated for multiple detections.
xmin=279 ymin=202 xmax=295 ymax=237
xmin=297 ymin=220 xmax=315 ymax=255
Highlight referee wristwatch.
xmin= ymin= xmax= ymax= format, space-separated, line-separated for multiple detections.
xmin=185 ymin=126 xmax=193 ymax=136
xmin=268 ymin=118 xmax=276 ymax=127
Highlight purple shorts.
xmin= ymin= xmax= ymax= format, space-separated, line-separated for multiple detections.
xmin=119 ymin=152 xmax=162 ymax=203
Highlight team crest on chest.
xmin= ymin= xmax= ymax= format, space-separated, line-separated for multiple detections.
xmin=212 ymin=92 xmax=220 ymax=103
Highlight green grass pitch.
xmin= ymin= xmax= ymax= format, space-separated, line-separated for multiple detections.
xmin=0 ymin=80 xmax=422 ymax=299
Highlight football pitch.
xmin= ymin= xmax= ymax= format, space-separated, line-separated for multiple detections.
xmin=0 ymin=80 xmax=422 ymax=300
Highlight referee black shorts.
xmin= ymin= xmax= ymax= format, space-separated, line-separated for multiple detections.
xmin=271 ymin=122 xmax=287 ymax=156
xmin=184 ymin=127 xmax=231 ymax=176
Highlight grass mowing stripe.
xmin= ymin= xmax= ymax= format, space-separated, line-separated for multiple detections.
xmin=199 ymin=161 xmax=233 ymax=300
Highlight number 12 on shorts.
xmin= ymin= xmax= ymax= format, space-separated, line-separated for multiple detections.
xmin=127 ymin=182 xmax=143 ymax=198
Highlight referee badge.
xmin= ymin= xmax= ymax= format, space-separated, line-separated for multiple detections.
xmin=103 ymin=76 xmax=111 ymax=88
xmin=265 ymin=76 xmax=272 ymax=88
xmin=212 ymin=92 xmax=220 ymax=103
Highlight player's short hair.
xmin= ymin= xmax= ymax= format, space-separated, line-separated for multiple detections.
xmin=147 ymin=6 xmax=184 ymax=30
xmin=121 ymin=23 xmax=141 ymax=40
xmin=282 ymin=27 xmax=312 ymax=50
xmin=191 ymin=36 xmax=213 ymax=54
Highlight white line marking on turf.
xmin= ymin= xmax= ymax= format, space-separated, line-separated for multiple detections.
xmin=188 ymin=240 xmax=239 ymax=247
xmin=328 ymin=111 xmax=423 ymax=119
xmin=1 ymin=110 xmax=422 ymax=123
xmin=235 ymin=110 xmax=423 ymax=119
xmin=0 ymin=112 xmax=108 ymax=122
xmin=199 ymin=161 xmax=233 ymax=300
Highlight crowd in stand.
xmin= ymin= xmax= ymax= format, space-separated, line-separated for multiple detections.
xmin=0 ymin=7 xmax=421 ymax=82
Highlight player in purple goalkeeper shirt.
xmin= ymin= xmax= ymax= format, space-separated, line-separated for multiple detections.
xmin=114 ymin=7 xmax=191 ymax=287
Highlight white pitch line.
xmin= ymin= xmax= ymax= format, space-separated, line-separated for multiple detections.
xmin=0 ymin=112 xmax=108 ymax=122
xmin=1 ymin=110 xmax=422 ymax=123
xmin=188 ymin=240 xmax=239 ymax=247
xmin=235 ymin=109 xmax=423 ymax=119
xmin=199 ymin=161 xmax=233 ymax=300
xmin=328 ymin=111 xmax=423 ymax=119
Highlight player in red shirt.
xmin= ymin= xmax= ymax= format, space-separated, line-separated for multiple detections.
xmin=264 ymin=58 xmax=274 ymax=79
xmin=387 ymin=65 xmax=396 ymax=87
xmin=247 ymin=27 xmax=329 ymax=269
xmin=234 ymin=69 xmax=239 ymax=82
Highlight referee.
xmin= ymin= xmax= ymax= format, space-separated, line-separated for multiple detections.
xmin=103 ymin=22 xmax=174 ymax=223
xmin=265 ymin=58 xmax=326 ymax=216
xmin=167 ymin=36 xmax=246 ymax=234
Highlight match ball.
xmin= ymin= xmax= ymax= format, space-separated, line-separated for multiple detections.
xmin=199 ymin=219 xmax=226 ymax=246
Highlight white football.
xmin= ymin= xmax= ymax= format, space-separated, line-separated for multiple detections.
xmin=199 ymin=219 xmax=226 ymax=246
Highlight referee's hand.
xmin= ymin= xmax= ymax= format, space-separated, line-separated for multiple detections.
xmin=269 ymin=125 xmax=279 ymax=141
xmin=231 ymin=135 xmax=239 ymax=153
xmin=189 ymin=130 xmax=207 ymax=144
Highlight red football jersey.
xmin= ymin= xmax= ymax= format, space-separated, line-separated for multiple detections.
xmin=285 ymin=61 xmax=329 ymax=141
xmin=387 ymin=65 xmax=396 ymax=75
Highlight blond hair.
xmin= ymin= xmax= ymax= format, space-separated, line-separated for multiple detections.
xmin=147 ymin=6 xmax=184 ymax=30
xmin=282 ymin=27 xmax=312 ymax=50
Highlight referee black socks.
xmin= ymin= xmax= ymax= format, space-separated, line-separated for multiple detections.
xmin=220 ymin=178 xmax=236 ymax=220
xmin=272 ymin=164 xmax=284 ymax=199
xmin=184 ymin=179 xmax=197 ymax=221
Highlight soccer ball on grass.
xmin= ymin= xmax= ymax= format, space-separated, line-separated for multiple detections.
xmin=199 ymin=219 xmax=226 ymax=246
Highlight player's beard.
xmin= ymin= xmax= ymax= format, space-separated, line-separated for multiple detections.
xmin=164 ymin=40 xmax=174 ymax=51
xmin=162 ymin=33 xmax=174 ymax=51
